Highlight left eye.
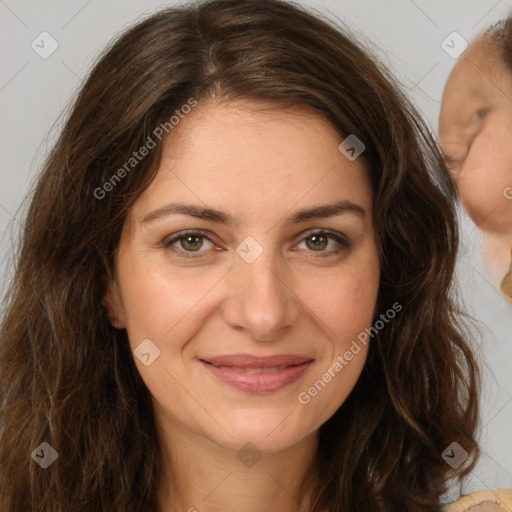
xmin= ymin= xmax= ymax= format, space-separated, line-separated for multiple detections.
xmin=163 ymin=229 xmax=350 ymax=257
xmin=295 ymin=230 xmax=350 ymax=253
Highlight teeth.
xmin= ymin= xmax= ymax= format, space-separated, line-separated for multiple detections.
xmin=217 ymin=365 xmax=288 ymax=373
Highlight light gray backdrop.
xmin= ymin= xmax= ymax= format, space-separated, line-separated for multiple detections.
xmin=1 ymin=0 xmax=511 ymax=496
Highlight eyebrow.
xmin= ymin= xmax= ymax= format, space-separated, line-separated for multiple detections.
xmin=141 ymin=200 xmax=366 ymax=226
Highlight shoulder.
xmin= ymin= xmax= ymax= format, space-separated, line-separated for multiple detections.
xmin=442 ymin=488 xmax=512 ymax=512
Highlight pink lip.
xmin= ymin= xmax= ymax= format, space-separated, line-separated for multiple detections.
xmin=199 ymin=354 xmax=314 ymax=394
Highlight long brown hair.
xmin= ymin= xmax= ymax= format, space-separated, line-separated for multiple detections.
xmin=0 ymin=0 xmax=480 ymax=510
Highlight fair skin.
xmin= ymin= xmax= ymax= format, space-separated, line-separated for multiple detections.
xmin=439 ymin=35 xmax=512 ymax=280
xmin=104 ymin=99 xmax=380 ymax=512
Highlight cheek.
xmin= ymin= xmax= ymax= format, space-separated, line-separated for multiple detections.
xmin=307 ymin=246 xmax=380 ymax=343
xmin=457 ymin=129 xmax=512 ymax=226
xmin=117 ymin=256 xmax=227 ymax=349
xmin=292 ymin=256 xmax=380 ymax=431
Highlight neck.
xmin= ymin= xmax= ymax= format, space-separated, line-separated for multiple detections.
xmin=156 ymin=419 xmax=319 ymax=512
xmin=480 ymin=230 xmax=512 ymax=282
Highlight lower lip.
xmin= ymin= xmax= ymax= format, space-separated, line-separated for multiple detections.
xmin=200 ymin=360 xmax=313 ymax=394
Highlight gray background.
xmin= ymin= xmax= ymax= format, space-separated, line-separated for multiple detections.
xmin=1 ymin=0 xmax=511 ymax=495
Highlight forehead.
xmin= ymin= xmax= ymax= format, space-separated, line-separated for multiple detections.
xmin=124 ymin=98 xmax=373 ymax=233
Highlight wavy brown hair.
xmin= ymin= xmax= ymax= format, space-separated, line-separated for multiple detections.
xmin=0 ymin=0 xmax=480 ymax=510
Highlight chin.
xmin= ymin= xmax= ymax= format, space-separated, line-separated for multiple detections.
xmin=203 ymin=408 xmax=316 ymax=454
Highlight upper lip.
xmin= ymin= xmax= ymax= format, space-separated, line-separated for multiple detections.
xmin=200 ymin=354 xmax=314 ymax=368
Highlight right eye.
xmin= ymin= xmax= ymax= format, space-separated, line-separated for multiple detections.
xmin=163 ymin=230 xmax=218 ymax=258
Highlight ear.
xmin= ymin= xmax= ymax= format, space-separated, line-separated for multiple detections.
xmin=101 ymin=275 xmax=127 ymax=329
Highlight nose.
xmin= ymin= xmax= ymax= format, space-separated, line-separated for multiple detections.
xmin=221 ymin=246 xmax=302 ymax=341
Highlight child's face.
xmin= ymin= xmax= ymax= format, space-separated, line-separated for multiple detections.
xmin=104 ymin=99 xmax=380 ymax=456
xmin=439 ymin=36 xmax=512 ymax=233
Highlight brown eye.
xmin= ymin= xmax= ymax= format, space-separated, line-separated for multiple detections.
xmin=305 ymin=234 xmax=328 ymax=251
xmin=178 ymin=234 xmax=204 ymax=252
xmin=297 ymin=230 xmax=352 ymax=255
xmin=163 ymin=230 xmax=216 ymax=257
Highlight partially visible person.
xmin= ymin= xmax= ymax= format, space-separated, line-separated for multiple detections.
xmin=444 ymin=488 xmax=512 ymax=511
xmin=439 ymin=17 xmax=512 ymax=507
xmin=501 ymin=245 xmax=512 ymax=301
xmin=439 ymin=16 xmax=512 ymax=303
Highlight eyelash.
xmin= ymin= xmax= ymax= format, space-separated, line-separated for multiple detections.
xmin=162 ymin=229 xmax=352 ymax=259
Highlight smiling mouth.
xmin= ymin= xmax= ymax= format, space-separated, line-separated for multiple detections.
xmin=203 ymin=361 xmax=294 ymax=373
xmin=198 ymin=354 xmax=314 ymax=394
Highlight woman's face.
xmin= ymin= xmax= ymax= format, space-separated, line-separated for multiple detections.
xmin=439 ymin=36 xmax=512 ymax=232
xmin=105 ymin=99 xmax=380 ymax=455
